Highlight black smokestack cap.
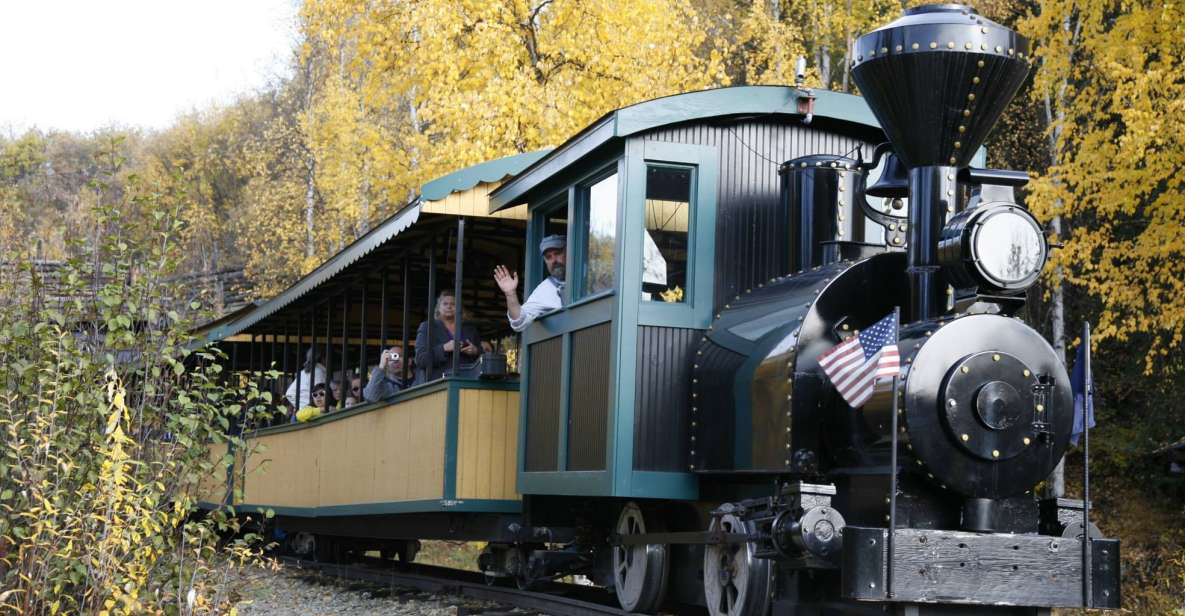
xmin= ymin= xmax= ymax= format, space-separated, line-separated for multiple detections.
xmin=851 ymin=4 xmax=1031 ymax=169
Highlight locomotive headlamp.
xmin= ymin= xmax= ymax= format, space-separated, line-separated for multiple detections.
xmin=938 ymin=203 xmax=1047 ymax=293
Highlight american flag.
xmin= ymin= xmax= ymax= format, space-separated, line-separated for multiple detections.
xmin=818 ymin=311 xmax=901 ymax=408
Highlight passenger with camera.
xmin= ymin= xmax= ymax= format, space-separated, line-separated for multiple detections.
xmin=363 ymin=345 xmax=410 ymax=402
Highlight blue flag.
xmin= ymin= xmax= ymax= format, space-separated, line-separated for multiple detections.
xmin=1069 ymin=336 xmax=1095 ymax=446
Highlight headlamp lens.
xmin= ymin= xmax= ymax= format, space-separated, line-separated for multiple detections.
xmin=973 ymin=209 xmax=1046 ymax=285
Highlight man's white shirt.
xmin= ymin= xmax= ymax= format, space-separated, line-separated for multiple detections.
xmin=508 ymin=277 xmax=563 ymax=332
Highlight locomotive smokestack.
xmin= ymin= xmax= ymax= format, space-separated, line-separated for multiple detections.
xmin=850 ymin=4 xmax=1030 ymax=321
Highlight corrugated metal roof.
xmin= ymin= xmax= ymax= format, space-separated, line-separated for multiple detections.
xmin=421 ymin=150 xmax=552 ymax=202
xmin=490 ymin=86 xmax=883 ymax=211
xmin=197 ymin=150 xmax=551 ymax=344
xmin=199 ymin=202 xmax=421 ymax=343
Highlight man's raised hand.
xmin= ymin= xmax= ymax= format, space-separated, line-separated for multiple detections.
xmin=494 ymin=265 xmax=519 ymax=295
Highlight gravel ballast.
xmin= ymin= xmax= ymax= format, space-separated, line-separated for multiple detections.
xmin=233 ymin=564 xmax=515 ymax=616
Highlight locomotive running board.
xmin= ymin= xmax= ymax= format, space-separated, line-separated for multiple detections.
xmin=841 ymin=527 xmax=1120 ymax=608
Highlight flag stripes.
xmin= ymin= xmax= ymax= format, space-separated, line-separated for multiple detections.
xmin=819 ymin=311 xmax=901 ymax=408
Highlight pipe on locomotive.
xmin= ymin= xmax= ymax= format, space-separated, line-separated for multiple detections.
xmin=850 ymin=3 xmax=1032 ymax=322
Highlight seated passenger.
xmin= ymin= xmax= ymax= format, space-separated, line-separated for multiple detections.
xmin=330 ymin=377 xmax=343 ymax=409
xmin=364 ymin=346 xmax=408 ymax=402
xmin=346 ymin=374 xmax=362 ymax=406
xmin=494 ymin=235 xmax=565 ymax=332
xmin=415 ymin=290 xmax=481 ymax=383
xmin=295 ymin=383 xmax=328 ymax=423
xmin=285 ymin=348 xmax=326 ymax=409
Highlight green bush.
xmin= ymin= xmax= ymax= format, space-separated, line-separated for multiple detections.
xmin=0 ymin=171 xmax=273 ymax=615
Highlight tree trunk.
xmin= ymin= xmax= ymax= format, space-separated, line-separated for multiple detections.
xmin=842 ymin=0 xmax=852 ymax=92
xmin=1040 ymin=12 xmax=1081 ymax=500
xmin=304 ymin=60 xmax=317 ymax=260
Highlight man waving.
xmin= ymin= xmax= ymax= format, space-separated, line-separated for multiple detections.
xmin=495 ymin=234 xmax=566 ymax=332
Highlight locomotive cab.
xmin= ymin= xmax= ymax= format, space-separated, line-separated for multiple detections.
xmin=488 ymin=86 xmax=890 ymax=503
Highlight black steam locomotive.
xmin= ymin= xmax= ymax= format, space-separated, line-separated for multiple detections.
xmin=677 ymin=5 xmax=1120 ymax=614
xmin=205 ymin=4 xmax=1121 ymax=615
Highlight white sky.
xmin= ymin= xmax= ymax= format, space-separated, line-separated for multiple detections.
xmin=0 ymin=1 xmax=299 ymax=134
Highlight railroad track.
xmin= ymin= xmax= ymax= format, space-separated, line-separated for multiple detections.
xmin=278 ymin=556 xmax=637 ymax=616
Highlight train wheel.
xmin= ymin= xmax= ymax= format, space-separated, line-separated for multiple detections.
xmin=288 ymin=532 xmax=316 ymax=558
xmin=703 ymin=513 xmax=770 ymax=616
xmin=612 ymin=502 xmax=670 ymax=613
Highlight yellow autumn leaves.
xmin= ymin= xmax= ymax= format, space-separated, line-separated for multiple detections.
xmin=1020 ymin=0 xmax=1185 ymax=369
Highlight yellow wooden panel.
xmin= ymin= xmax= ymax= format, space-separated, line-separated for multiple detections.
xmin=242 ymin=428 xmax=320 ymax=507
xmin=422 ymin=182 xmax=529 ymax=220
xmin=371 ymin=391 xmax=448 ymax=502
xmin=456 ymin=389 xmax=521 ymax=500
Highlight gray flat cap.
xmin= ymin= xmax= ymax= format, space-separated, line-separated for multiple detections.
xmin=539 ymin=234 xmax=566 ymax=255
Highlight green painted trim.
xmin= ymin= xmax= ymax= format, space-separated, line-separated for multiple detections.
xmin=443 ymin=382 xmax=460 ymax=499
xmin=634 ymin=141 xmax=720 ymax=330
xmin=493 ymin=119 xmax=617 ymax=212
xmin=236 ymin=498 xmax=523 ymax=518
xmin=610 ymin=140 xmax=646 ymax=496
xmin=421 ymin=150 xmax=552 ymax=202
xmin=518 ymin=471 xmax=612 ymax=496
xmin=491 ymin=86 xmax=882 ymax=210
xmin=522 ymin=295 xmax=616 ymax=345
xmin=613 ymin=87 xmax=877 ymax=137
xmin=628 ymin=471 xmax=699 ymax=500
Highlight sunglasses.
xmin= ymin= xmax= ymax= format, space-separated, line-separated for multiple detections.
xmin=312 ymin=391 xmax=326 ymax=398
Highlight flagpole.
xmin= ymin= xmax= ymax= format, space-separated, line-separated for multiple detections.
xmin=886 ymin=306 xmax=901 ymax=600
xmin=1081 ymin=321 xmax=1092 ymax=609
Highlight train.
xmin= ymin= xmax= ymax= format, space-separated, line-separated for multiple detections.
xmin=198 ymin=5 xmax=1120 ymax=615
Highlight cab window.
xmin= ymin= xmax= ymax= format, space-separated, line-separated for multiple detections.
xmin=641 ymin=165 xmax=692 ymax=302
xmin=578 ymin=172 xmax=618 ymax=298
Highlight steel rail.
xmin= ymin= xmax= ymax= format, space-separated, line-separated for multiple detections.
xmin=278 ymin=556 xmax=632 ymax=616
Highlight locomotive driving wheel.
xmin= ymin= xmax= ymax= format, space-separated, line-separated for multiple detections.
xmin=704 ymin=512 xmax=771 ymax=616
xmin=612 ymin=502 xmax=670 ymax=613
